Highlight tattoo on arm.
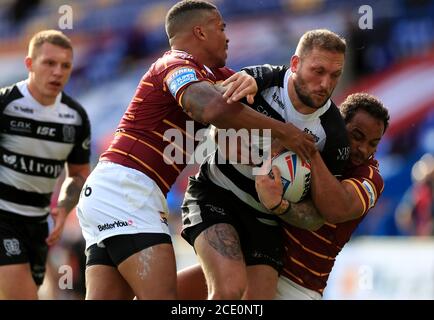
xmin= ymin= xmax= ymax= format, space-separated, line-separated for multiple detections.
xmin=204 ymin=224 xmax=243 ymax=260
xmin=279 ymin=199 xmax=325 ymax=231
xmin=182 ymin=82 xmax=219 ymax=124
xmin=57 ymin=175 xmax=86 ymax=214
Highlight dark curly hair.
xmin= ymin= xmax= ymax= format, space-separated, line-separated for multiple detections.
xmin=340 ymin=93 xmax=390 ymax=134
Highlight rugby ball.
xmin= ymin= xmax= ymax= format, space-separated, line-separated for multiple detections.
xmin=271 ymin=150 xmax=311 ymax=203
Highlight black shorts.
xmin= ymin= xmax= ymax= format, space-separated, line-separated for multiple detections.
xmin=0 ymin=211 xmax=49 ymax=285
xmin=86 ymin=233 xmax=172 ymax=267
xmin=181 ymin=175 xmax=284 ymax=272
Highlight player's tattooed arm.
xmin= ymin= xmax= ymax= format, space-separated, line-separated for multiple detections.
xmin=181 ymin=80 xmax=221 ymax=124
xmin=57 ymin=176 xmax=85 ymax=213
xmin=182 ymin=80 xmax=316 ymax=161
xmin=279 ymin=199 xmax=325 ymax=231
xmin=57 ymin=163 xmax=90 ymax=213
xmin=47 ymin=163 xmax=89 ymax=245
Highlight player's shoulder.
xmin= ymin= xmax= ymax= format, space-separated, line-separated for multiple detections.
xmin=325 ymin=100 xmax=344 ymax=120
xmin=163 ymin=50 xmax=202 ymax=70
xmin=242 ymin=64 xmax=287 ymax=88
xmin=149 ymin=50 xmax=203 ymax=83
xmin=349 ymin=159 xmax=384 ymax=191
xmin=0 ymin=83 xmax=22 ymax=106
xmin=321 ymin=100 xmax=349 ymax=144
xmin=211 ymin=66 xmax=235 ymax=80
xmin=322 ymin=101 xmax=347 ymax=128
xmin=60 ymin=92 xmax=89 ymax=121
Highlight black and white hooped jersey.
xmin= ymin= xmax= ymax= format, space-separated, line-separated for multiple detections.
xmin=0 ymin=81 xmax=91 ymax=218
xmin=202 ymin=65 xmax=350 ymax=214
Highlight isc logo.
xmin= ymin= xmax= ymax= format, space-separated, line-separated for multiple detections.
xmin=36 ymin=126 xmax=56 ymax=137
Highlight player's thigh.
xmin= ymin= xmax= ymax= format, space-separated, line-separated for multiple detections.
xmin=117 ymin=242 xmax=176 ymax=300
xmin=177 ymin=263 xmax=207 ymax=300
xmin=194 ymin=223 xmax=247 ymax=298
xmin=101 ymin=232 xmax=176 ymax=299
xmin=0 ymin=263 xmax=38 ymax=299
xmin=24 ymin=219 xmax=49 ymax=286
xmin=0 ymin=217 xmax=42 ymax=299
xmin=85 ymin=265 xmax=134 ymax=300
xmin=182 ymin=177 xmax=247 ymax=298
xmin=237 ymin=205 xmax=284 ymax=277
xmin=85 ymin=244 xmax=134 ymax=300
xmin=245 ymin=264 xmax=279 ymax=299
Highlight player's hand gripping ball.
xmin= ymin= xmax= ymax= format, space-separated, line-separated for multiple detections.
xmin=271 ymin=150 xmax=311 ymax=203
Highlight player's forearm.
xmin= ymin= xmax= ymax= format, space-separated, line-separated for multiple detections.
xmin=209 ymin=101 xmax=289 ymax=139
xmin=279 ymin=199 xmax=324 ymax=231
xmin=57 ymin=175 xmax=86 ymax=214
xmin=183 ymin=81 xmax=289 ymax=138
xmin=310 ymin=152 xmax=353 ymax=223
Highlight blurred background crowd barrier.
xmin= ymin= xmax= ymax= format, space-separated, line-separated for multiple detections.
xmin=0 ymin=0 xmax=432 ymax=299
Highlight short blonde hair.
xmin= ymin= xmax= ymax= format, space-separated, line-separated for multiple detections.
xmin=295 ymin=29 xmax=346 ymax=57
xmin=28 ymin=29 xmax=72 ymax=59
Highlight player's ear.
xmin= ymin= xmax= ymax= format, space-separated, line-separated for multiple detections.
xmin=24 ymin=56 xmax=33 ymax=71
xmin=290 ymin=55 xmax=299 ymax=73
xmin=193 ymin=25 xmax=206 ymax=40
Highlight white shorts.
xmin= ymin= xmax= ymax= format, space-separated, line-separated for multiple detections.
xmin=76 ymin=161 xmax=170 ymax=249
xmin=275 ymin=276 xmax=322 ymax=300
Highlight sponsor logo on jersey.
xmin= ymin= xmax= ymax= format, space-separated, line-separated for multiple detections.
xmin=337 ymin=146 xmax=350 ymax=161
xmin=36 ymin=126 xmax=56 ymax=137
xmin=3 ymin=238 xmax=21 ymax=256
xmin=272 ymin=92 xmax=285 ymax=109
xmin=0 ymin=151 xmax=63 ymax=178
xmin=362 ymin=180 xmax=376 ymax=209
xmin=62 ymin=125 xmax=75 ymax=142
xmin=166 ymin=67 xmax=198 ymax=97
xmin=97 ymin=220 xmax=133 ymax=232
xmin=10 ymin=120 xmax=32 ymax=133
xmin=13 ymin=105 xmax=34 ymax=114
xmin=58 ymin=113 xmax=75 ymax=119
xmin=3 ymin=154 xmax=16 ymax=165
xmin=250 ymin=67 xmax=263 ymax=80
xmin=81 ymin=136 xmax=91 ymax=150
xmin=303 ymin=128 xmax=320 ymax=143
xmin=255 ymin=104 xmax=271 ymax=117
xmin=204 ymin=204 xmax=226 ymax=215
